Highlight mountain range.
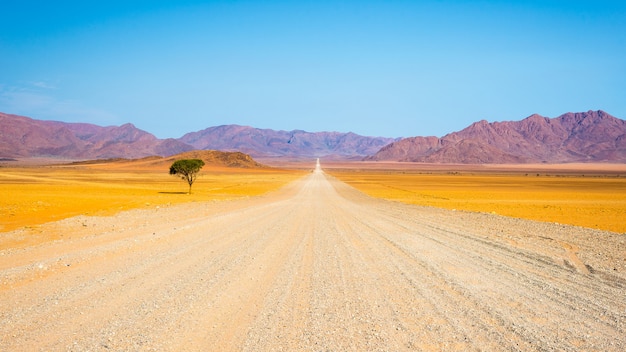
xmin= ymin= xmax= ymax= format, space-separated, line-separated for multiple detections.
xmin=1 ymin=110 xmax=625 ymax=163
xmin=0 ymin=113 xmax=191 ymax=160
xmin=368 ymin=110 xmax=626 ymax=163
xmin=179 ymin=125 xmax=396 ymax=159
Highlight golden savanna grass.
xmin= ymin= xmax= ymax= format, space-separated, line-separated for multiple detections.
xmin=3 ymin=161 xmax=625 ymax=237
xmin=0 ymin=164 xmax=305 ymax=234
xmin=328 ymin=169 xmax=626 ymax=234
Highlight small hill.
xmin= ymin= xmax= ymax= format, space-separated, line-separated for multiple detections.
xmin=161 ymin=150 xmax=267 ymax=169
xmin=368 ymin=110 xmax=626 ymax=163
xmin=72 ymin=150 xmax=267 ymax=170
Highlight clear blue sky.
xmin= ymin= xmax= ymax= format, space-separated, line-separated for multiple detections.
xmin=1 ymin=0 xmax=624 ymax=138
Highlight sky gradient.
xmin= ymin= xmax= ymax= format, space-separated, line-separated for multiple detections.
xmin=1 ymin=0 xmax=625 ymax=139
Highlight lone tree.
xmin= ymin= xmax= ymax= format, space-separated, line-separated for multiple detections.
xmin=169 ymin=159 xmax=205 ymax=194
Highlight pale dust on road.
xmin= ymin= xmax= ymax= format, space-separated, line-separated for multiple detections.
xmin=1 ymin=163 xmax=625 ymax=351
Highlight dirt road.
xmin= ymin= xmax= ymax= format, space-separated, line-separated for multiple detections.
xmin=1 ymin=167 xmax=624 ymax=351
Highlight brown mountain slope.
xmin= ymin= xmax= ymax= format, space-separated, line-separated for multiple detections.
xmin=0 ymin=112 xmax=193 ymax=159
xmin=179 ymin=125 xmax=396 ymax=159
xmin=0 ymin=113 xmax=85 ymax=158
xmin=368 ymin=110 xmax=626 ymax=163
xmin=1 ymin=113 xmax=394 ymax=160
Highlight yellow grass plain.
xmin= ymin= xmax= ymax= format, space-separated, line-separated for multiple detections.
xmin=328 ymin=169 xmax=626 ymax=234
xmin=3 ymin=161 xmax=625 ymax=238
xmin=0 ymin=165 xmax=305 ymax=235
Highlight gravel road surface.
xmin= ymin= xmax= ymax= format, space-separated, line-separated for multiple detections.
xmin=1 ymin=166 xmax=624 ymax=351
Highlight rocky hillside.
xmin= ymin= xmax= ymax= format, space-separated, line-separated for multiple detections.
xmin=368 ymin=110 xmax=626 ymax=163
xmin=0 ymin=113 xmax=394 ymax=160
xmin=179 ymin=125 xmax=396 ymax=159
xmin=3 ymin=110 xmax=625 ymax=163
xmin=0 ymin=113 xmax=192 ymax=159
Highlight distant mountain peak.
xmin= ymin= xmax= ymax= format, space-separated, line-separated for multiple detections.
xmin=368 ymin=110 xmax=626 ymax=163
xmin=523 ymin=113 xmax=546 ymax=121
xmin=178 ymin=125 xmax=396 ymax=159
xmin=0 ymin=112 xmax=192 ymax=159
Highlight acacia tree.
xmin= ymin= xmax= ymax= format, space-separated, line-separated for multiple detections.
xmin=169 ymin=159 xmax=205 ymax=194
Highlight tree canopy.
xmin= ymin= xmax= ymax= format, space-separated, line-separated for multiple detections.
xmin=169 ymin=159 xmax=205 ymax=194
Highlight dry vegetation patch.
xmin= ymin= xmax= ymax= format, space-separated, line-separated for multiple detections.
xmin=0 ymin=164 xmax=304 ymax=238
xmin=328 ymin=169 xmax=626 ymax=233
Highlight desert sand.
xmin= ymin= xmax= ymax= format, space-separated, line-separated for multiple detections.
xmin=1 ymin=165 xmax=624 ymax=350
